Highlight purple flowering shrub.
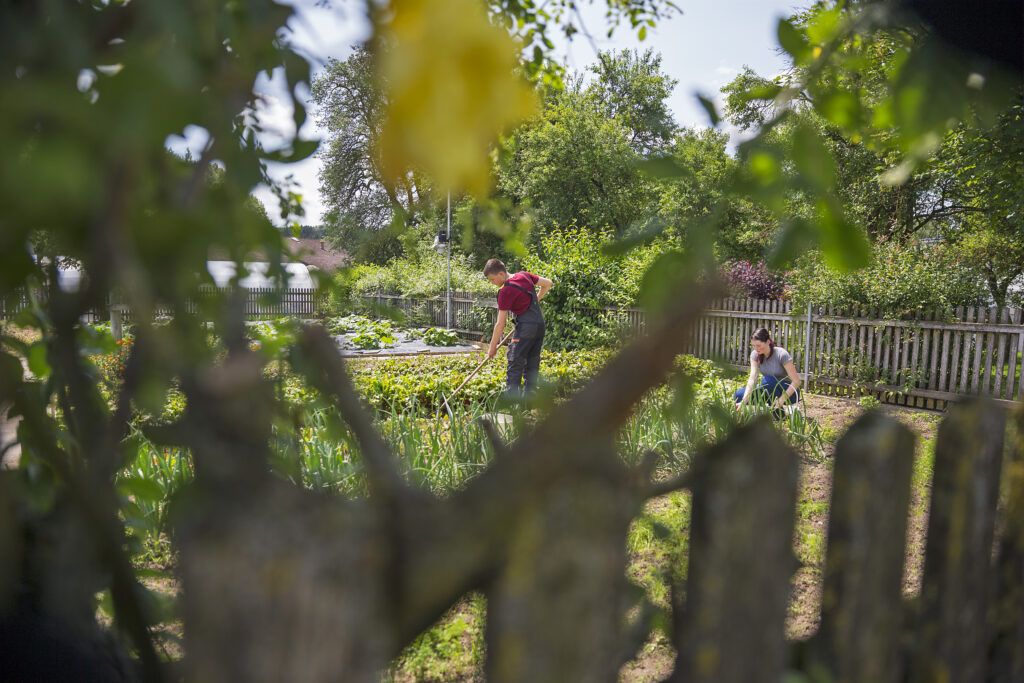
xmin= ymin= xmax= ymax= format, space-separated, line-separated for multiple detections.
xmin=720 ymin=259 xmax=790 ymax=300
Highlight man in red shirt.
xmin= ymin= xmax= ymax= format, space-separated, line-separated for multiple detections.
xmin=483 ymin=258 xmax=553 ymax=395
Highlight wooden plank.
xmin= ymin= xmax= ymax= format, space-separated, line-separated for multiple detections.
xmin=981 ymin=307 xmax=997 ymax=395
xmin=915 ymin=401 xmax=1006 ymax=683
xmin=736 ymin=304 xmax=743 ymax=362
xmin=793 ymin=375 xmax=1022 ymax=408
xmin=989 ymin=405 xmax=1024 ymax=682
xmin=1018 ymin=319 xmax=1024 ymax=402
xmin=813 ymin=413 xmax=915 ymax=683
xmin=892 ymin=325 xmax=904 ymax=388
xmin=794 ymin=314 xmax=1024 ymax=335
xmin=937 ymin=317 xmax=950 ymax=395
xmin=909 ymin=316 xmax=922 ymax=395
xmin=670 ymin=422 xmax=797 ymax=683
xmin=970 ymin=307 xmax=986 ymax=394
xmin=712 ymin=305 xmax=721 ymax=360
xmin=722 ymin=298 xmax=731 ymax=362
xmin=865 ymin=313 xmax=879 ymax=384
xmin=816 ymin=311 xmax=827 ymax=377
xmin=1006 ymin=309 xmax=1022 ymax=401
xmin=829 ymin=305 xmax=840 ymax=379
xmin=959 ymin=307 xmax=975 ymax=394
xmin=928 ymin=311 xmax=941 ymax=391
xmin=993 ymin=309 xmax=1009 ymax=399
xmin=947 ymin=308 xmax=964 ymax=394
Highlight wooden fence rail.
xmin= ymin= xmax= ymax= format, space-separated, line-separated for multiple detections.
xmin=359 ymin=292 xmax=1024 ymax=410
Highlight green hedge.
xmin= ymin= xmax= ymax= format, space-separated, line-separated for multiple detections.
xmin=786 ymin=242 xmax=987 ymax=317
xmin=520 ymin=228 xmax=675 ymax=350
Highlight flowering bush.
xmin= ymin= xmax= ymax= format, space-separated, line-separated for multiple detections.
xmin=719 ymin=259 xmax=789 ymax=300
xmin=91 ymin=338 xmax=133 ymax=391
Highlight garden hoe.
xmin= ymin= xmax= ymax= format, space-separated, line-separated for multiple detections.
xmin=439 ymin=329 xmax=514 ymax=419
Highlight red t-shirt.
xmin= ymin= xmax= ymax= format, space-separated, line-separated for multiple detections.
xmin=497 ymin=271 xmax=539 ymax=316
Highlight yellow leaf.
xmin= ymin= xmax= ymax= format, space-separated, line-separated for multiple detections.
xmin=377 ymin=0 xmax=537 ymax=194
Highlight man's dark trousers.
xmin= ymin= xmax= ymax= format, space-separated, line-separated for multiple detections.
xmin=506 ymin=321 xmax=544 ymax=394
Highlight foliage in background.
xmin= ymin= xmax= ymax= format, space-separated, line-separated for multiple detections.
xmin=520 ymin=228 xmax=675 ymax=349
xmin=713 ymin=2 xmax=1017 ymax=275
xmin=312 ymin=47 xmax=434 ymax=265
xmin=786 ymin=241 xmax=986 ymax=316
xmin=719 ymin=259 xmax=790 ymax=300
xmin=347 ymin=240 xmax=493 ymax=298
xmin=937 ymin=101 xmax=1024 ymax=306
xmin=495 ymin=70 xmax=657 ymax=238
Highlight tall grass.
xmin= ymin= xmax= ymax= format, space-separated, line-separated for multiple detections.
xmin=117 ymin=377 xmax=825 ymax=536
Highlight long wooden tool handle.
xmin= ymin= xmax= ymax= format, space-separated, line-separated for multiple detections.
xmin=442 ymin=329 xmax=514 ymax=412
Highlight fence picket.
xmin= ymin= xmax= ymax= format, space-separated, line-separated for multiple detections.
xmin=916 ymin=401 xmax=1005 ymax=682
xmin=958 ymin=307 xmax=975 ymax=394
xmin=671 ymin=423 xmax=797 ymax=683
xmin=993 ymin=309 xmax=1009 ymax=399
xmin=1005 ymin=308 xmax=1021 ymax=401
xmin=980 ymin=307 xmax=996 ymax=394
xmin=990 ymin=408 xmax=1024 ymax=681
xmin=814 ymin=413 xmax=915 ymax=682
xmin=947 ymin=308 xmax=964 ymax=393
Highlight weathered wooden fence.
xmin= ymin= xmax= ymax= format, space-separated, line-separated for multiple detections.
xmin=359 ymin=290 xmax=496 ymax=334
xmin=1 ymin=287 xmax=320 ymax=323
xmin=362 ymin=291 xmax=1024 ymax=410
xmin=688 ymin=298 xmax=1024 ymax=410
xmin=668 ymin=401 xmax=1023 ymax=683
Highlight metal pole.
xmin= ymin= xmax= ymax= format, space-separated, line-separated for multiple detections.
xmin=446 ymin=191 xmax=452 ymax=329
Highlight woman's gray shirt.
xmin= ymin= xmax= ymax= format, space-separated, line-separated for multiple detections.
xmin=751 ymin=346 xmax=793 ymax=379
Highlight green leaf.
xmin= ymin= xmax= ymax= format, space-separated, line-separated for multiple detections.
xmin=817 ymin=90 xmax=862 ymax=130
xmin=791 ymin=123 xmax=836 ymax=191
xmin=767 ymin=218 xmax=817 ymax=269
xmin=777 ymin=19 xmax=811 ymax=65
xmin=119 ymin=476 xmax=165 ymax=504
xmin=27 ymin=343 xmax=50 ymax=378
xmin=696 ymin=94 xmax=721 ymax=127
xmin=817 ymin=199 xmax=871 ymax=270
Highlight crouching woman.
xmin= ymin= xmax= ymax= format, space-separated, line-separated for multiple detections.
xmin=734 ymin=327 xmax=802 ymax=412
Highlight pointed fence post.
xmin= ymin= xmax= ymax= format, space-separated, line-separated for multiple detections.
xmin=913 ymin=400 xmax=1005 ymax=682
xmin=812 ymin=412 xmax=915 ymax=682
xmin=669 ymin=420 xmax=798 ymax=683
xmin=990 ymin=404 xmax=1024 ymax=682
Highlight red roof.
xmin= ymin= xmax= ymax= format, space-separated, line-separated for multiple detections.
xmin=282 ymin=237 xmax=348 ymax=273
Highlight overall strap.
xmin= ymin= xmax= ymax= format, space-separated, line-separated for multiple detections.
xmin=501 ymin=281 xmax=535 ymax=298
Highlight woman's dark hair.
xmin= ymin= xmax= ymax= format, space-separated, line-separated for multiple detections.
xmin=751 ymin=327 xmax=775 ymax=365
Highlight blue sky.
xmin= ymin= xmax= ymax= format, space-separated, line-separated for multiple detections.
xmin=232 ymin=0 xmax=803 ymax=225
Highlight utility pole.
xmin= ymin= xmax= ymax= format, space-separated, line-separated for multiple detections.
xmin=446 ymin=191 xmax=452 ymax=329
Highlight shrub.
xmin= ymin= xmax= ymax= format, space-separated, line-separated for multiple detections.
xmin=422 ymin=327 xmax=460 ymax=346
xmin=520 ymin=228 xmax=676 ymax=350
xmin=349 ymin=240 xmax=492 ymax=298
xmin=719 ymin=259 xmax=789 ymax=299
xmin=786 ymin=242 xmax=986 ymax=317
